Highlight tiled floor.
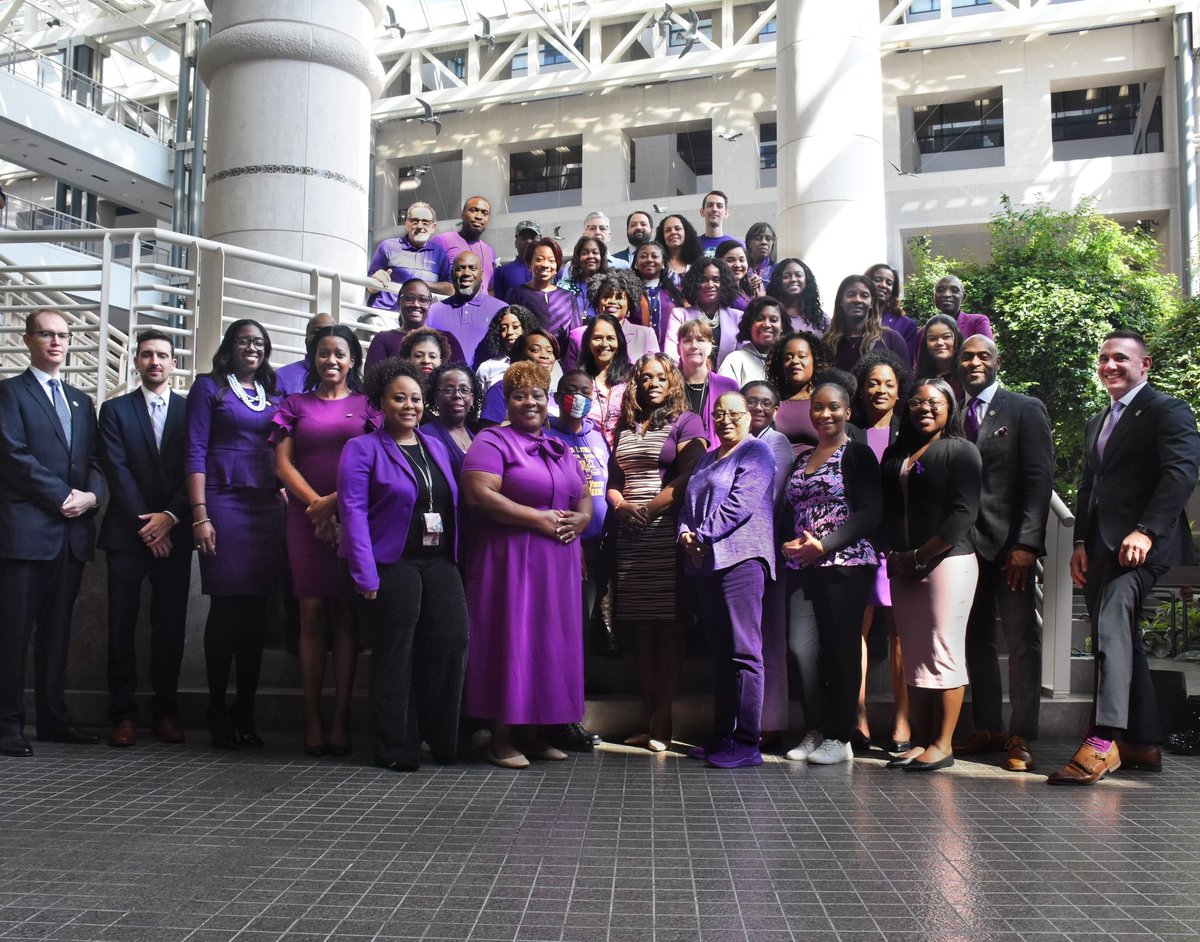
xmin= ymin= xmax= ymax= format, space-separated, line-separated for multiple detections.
xmin=2 ymin=739 xmax=1200 ymax=942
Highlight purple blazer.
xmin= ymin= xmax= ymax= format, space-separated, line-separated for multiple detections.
xmin=337 ymin=427 xmax=459 ymax=593
xmin=691 ymin=372 xmax=741 ymax=446
xmin=664 ymin=306 xmax=742 ymax=368
xmin=677 ymin=436 xmax=777 ymax=579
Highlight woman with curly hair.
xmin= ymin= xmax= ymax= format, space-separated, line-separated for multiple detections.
xmin=767 ymin=258 xmax=826 ymax=335
xmin=607 ymin=353 xmax=709 ymax=751
xmin=478 ymin=327 xmax=563 ymax=425
xmin=575 ymin=314 xmax=634 ymax=448
xmin=562 ymin=270 xmax=659 ymax=371
xmin=508 ymin=237 xmax=582 ymax=341
xmin=337 ymin=357 xmax=468 ymax=772
xmin=866 ymin=262 xmax=919 ymax=361
xmin=461 ymin=360 xmax=593 ymax=768
xmin=765 ymin=329 xmax=835 ymax=449
xmin=664 ymin=257 xmax=742 ymax=368
xmin=715 ymin=240 xmax=766 ymax=311
xmin=556 ymin=236 xmax=608 ymax=318
xmin=824 ymin=274 xmax=909 ymax=373
xmin=186 ymin=318 xmax=283 ymax=749
xmin=718 ymin=297 xmax=784 ymax=387
xmin=655 ymin=214 xmax=703 ymax=287
xmin=398 ymin=326 xmax=453 ymax=377
xmin=472 ymin=305 xmax=540 ymax=392
xmin=422 ymin=362 xmax=484 ymax=480
xmin=634 ymin=241 xmax=686 ymax=348
xmin=745 ymin=222 xmax=777 ymax=283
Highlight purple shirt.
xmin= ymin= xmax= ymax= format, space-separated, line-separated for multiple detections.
xmin=427 ymin=292 xmax=506 ymax=364
xmin=337 ymin=427 xmax=459 ymax=592
xmin=275 ymin=359 xmax=309 ymax=397
xmin=547 ymin=417 xmax=609 ymax=542
xmin=429 ymin=231 xmax=497 ymax=294
xmin=507 ymin=283 xmax=583 ymax=337
xmin=184 ymin=375 xmax=281 ymax=488
xmin=677 ymin=436 xmax=776 ymax=578
xmin=699 ymin=234 xmax=742 ymax=256
xmin=364 ymin=329 xmax=467 ymax=372
xmin=367 ymin=236 xmax=449 ymax=310
xmin=492 ymin=259 xmax=532 ymax=303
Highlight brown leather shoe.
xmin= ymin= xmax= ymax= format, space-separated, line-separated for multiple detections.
xmin=1047 ymin=741 xmax=1121 ymax=785
xmin=108 ymin=720 xmax=136 ymax=748
xmin=1117 ymin=741 xmax=1162 ymax=772
xmin=151 ymin=717 xmax=186 ymax=744
xmin=952 ymin=729 xmax=1007 ymax=755
xmin=1003 ymin=735 xmax=1036 ymax=772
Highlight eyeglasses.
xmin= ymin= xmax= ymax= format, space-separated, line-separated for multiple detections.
xmin=438 ymin=385 xmax=473 ymax=398
xmin=712 ymin=410 xmax=748 ymax=422
xmin=31 ymin=330 xmax=70 ymax=342
xmin=744 ymin=398 xmax=777 ymax=409
xmin=400 ymin=294 xmax=432 ymax=305
xmin=907 ymin=397 xmax=945 ymax=411
xmin=407 ymin=216 xmax=434 ymax=225
xmin=234 ymin=337 xmax=266 ymax=349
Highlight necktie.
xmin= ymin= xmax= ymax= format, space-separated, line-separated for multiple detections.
xmin=964 ymin=397 xmax=981 ymax=442
xmin=48 ymin=379 xmax=72 ymax=447
xmin=1096 ymin=401 xmax=1125 ymax=459
xmin=150 ymin=396 xmax=166 ymax=449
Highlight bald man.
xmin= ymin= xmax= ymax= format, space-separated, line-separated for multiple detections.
xmin=426 ymin=252 xmax=506 ymax=362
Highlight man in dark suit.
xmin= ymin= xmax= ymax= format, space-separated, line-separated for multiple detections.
xmin=1051 ymin=329 xmax=1200 ymax=785
xmin=98 ymin=330 xmax=193 ymax=747
xmin=953 ymin=336 xmax=1053 ymax=772
xmin=0 ymin=309 xmax=106 ymax=757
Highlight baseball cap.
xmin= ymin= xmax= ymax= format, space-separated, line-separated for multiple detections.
xmin=515 ymin=219 xmax=541 ymax=237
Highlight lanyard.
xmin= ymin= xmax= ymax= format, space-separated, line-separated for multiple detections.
xmin=400 ymin=440 xmax=434 ymax=513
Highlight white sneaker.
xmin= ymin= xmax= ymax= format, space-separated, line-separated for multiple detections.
xmin=786 ymin=730 xmax=823 ymax=761
xmin=807 ymin=738 xmax=853 ymax=765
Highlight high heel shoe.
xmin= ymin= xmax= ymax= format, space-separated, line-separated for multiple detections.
xmin=229 ymin=713 xmax=264 ymax=749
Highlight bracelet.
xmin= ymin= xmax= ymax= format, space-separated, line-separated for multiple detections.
xmin=191 ymin=518 xmax=212 ymax=528
xmin=912 ymin=550 xmax=927 ymax=572
xmin=191 ymin=502 xmax=206 ymax=508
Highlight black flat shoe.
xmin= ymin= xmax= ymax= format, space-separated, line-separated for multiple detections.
xmin=304 ymin=743 xmax=327 ymax=758
xmin=210 ymin=732 xmax=240 ymax=751
xmin=904 ymin=755 xmax=955 ymax=772
xmin=888 ymin=739 xmax=913 ymax=754
xmin=886 ymin=755 xmax=915 ymax=769
xmin=229 ymin=713 xmax=264 ymax=748
xmin=850 ymin=731 xmax=872 ymax=752
xmin=327 ymin=742 xmax=352 ymax=757
xmin=38 ymin=726 xmax=100 ymax=744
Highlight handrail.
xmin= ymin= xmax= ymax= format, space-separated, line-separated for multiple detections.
xmin=0 ymin=34 xmax=176 ymax=144
xmin=1040 ymin=488 xmax=1078 ymax=698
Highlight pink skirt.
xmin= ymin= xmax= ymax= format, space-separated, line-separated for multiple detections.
xmin=890 ymin=553 xmax=978 ymax=689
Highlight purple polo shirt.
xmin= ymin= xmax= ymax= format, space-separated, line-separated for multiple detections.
xmin=426 ymin=293 xmax=507 ymax=365
xmin=492 ymin=259 xmax=532 ymax=303
xmin=367 ymin=236 xmax=450 ymax=310
xmin=429 ymin=231 xmax=497 ymax=294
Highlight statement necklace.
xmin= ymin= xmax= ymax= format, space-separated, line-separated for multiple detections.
xmin=227 ymin=374 xmax=268 ymax=412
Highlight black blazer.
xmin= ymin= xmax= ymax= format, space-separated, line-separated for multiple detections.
xmin=881 ymin=436 xmax=981 ymax=559
xmin=969 ymin=387 xmax=1054 ymax=562
xmin=1074 ymin=384 xmax=1200 ymax=567
xmin=0 ymin=369 xmax=106 ymax=562
xmin=97 ymin=388 xmax=191 ymax=554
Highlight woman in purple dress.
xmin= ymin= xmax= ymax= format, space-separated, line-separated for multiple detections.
xmin=461 ymin=361 xmax=593 ymax=769
xmin=338 ymin=358 xmax=468 ymax=772
xmin=508 ymin=238 xmax=582 ymax=343
xmin=187 ymin=319 xmax=284 ymax=750
xmin=271 ymin=325 xmax=377 ymax=757
xmin=607 ymin=353 xmax=709 ymax=750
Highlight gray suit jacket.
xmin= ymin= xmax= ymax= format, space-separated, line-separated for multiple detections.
xmin=969 ymin=387 xmax=1053 ymax=562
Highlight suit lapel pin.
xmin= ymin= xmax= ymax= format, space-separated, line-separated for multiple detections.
xmin=1135 ymin=409 xmax=1142 ymax=417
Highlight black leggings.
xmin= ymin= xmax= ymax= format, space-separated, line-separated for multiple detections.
xmin=204 ymin=594 xmax=268 ymax=730
xmin=800 ymin=566 xmax=876 ymax=742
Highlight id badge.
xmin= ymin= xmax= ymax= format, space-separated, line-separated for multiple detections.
xmin=423 ymin=512 xmax=443 ymax=547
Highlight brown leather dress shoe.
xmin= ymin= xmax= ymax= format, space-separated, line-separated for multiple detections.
xmin=1047 ymin=741 xmax=1121 ymax=785
xmin=1117 ymin=741 xmax=1162 ymax=772
xmin=1004 ymin=735 xmax=1036 ymax=772
xmin=109 ymin=720 xmax=136 ymax=748
xmin=953 ymin=729 xmax=1007 ymax=755
xmin=151 ymin=717 xmax=186 ymax=744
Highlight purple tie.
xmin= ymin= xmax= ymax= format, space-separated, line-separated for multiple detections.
xmin=964 ymin=397 xmax=981 ymax=442
xmin=1096 ymin=401 xmax=1125 ymax=459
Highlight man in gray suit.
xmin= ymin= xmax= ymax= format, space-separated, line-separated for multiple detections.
xmin=0 ymin=309 xmax=106 ymax=757
xmin=953 ymin=336 xmax=1053 ymax=771
xmin=1051 ymin=330 xmax=1200 ymax=785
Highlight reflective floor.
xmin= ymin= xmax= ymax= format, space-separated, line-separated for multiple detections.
xmin=2 ymin=738 xmax=1199 ymax=941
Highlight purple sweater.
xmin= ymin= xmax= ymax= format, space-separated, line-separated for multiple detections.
xmin=677 ymin=436 xmax=777 ymax=579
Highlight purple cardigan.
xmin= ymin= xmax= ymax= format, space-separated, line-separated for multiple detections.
xmin=677 ymin=436 xmax=777 ymax=579
xmin=337 ymin=427 xmax=459 ymax=592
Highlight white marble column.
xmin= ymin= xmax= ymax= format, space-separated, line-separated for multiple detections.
xmin=198 ymin=0 xmax=384 ymax=337
xmin=776 ymin=0 xmax=886 ymax=294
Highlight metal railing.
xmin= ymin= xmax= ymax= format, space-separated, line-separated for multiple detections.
xmin=0 ymin=34 xmax=176 ymax=144
xmin=0 ymin=227 xmax=385 ymax=401
xmin=1036 ymin=491 xmax=1077 ymax=698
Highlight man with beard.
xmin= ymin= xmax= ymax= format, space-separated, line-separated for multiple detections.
xmin=366 ymin=278 xmax=466 ymax=370
xmin=430 ymin=196 xmax=497 ymax=294
xmin=426 ymin=252 xmax=507 ymax=362
xmin=612 ymin=210 xmax=655 ymax=264
xmin=366 ymin=201 xmax=452 ymax=310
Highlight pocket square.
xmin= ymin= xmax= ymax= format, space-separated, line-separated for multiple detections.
xmin=992 ymin=427 xmax=1008 ymax=437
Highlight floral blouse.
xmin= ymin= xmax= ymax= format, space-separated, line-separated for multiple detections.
xmin=785 ymin=443 xmax=880 ymax=570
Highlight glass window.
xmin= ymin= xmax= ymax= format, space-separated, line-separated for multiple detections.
xmin=1052 ymin=85 xmax=1143 ymax=141
xmin=914 ymin=97 xmax=1004 ymax=154
xmin=510 ymin=142 xmax=583 ymax=196
xmin=760 ymin=122 xmax=777 ymax=170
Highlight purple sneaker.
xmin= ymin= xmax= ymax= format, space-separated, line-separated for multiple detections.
xmin=688 ymin=739 xmax=719 ymax=760
xmin=705 ymin=739 xmax=763 ymax=769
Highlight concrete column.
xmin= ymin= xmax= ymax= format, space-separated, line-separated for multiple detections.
xmin=198 ymin=0 xmax=384 ymax=323
xmin=776 ymin=0 xmax=885 ymax=294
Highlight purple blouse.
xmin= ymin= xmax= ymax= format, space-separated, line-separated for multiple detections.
xmin=508 ymin=284 xmax=583 ymax=337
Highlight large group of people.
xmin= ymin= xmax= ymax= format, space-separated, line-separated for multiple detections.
xmin=0 ymin=190 xmax=1197 ymax=789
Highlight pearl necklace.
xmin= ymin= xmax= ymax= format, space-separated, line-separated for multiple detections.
xmin=226 ymin=374 xmax=268 ymax=412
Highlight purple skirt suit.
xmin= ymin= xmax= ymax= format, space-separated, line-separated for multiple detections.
xmin=185 ymin=376 xmax=284 ymax=596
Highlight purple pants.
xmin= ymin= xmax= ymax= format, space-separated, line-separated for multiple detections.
xmin=693 ymin=559 xmax=766 ymax=744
